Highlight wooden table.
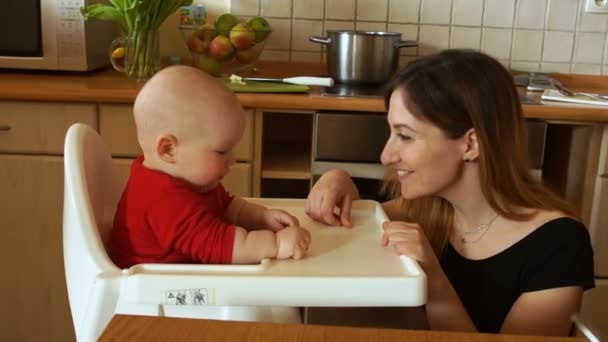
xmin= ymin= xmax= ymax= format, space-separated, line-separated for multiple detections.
xmin=99 ymin=314 xmax=588 ymax=342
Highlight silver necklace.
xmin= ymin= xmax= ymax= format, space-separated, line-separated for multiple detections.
xmin=455 ymin=213 xmax=499 ymax=244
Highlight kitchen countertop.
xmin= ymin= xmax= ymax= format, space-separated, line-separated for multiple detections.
xmin=1 ymin=61 xmax=607 ymax=122
xmin=99 ymin=314 xmax=588 ymax=342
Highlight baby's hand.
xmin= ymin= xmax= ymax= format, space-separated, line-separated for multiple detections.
xmin=263 ymin=209 xmax=299 ymax=232
xmin=275 ymin=226 xmax=311 ymax=260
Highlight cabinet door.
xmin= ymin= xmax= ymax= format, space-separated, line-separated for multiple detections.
xmin=0 ymin=155 xmax=75 ymax=342
xmin=112 ymin=157 xmax=134 ymax=192
xmin=223 ymin=163 xmax=252 ymax=197
xmin=99 ymin=105 xmax=141 ymax=157
xmin=0 ymin=101 xmax=96 ymax=154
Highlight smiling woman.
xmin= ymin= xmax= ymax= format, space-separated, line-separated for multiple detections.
xmin=306 ymin=49 xmax=595 ymax=336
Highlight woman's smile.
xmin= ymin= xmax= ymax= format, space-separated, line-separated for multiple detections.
xmin=396 ymin=169 xmax=413 ymax=179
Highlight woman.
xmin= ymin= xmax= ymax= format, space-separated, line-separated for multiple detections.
xmin=306 ymin=49 xmax=594 ymax=336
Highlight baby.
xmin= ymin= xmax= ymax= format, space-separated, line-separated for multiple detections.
xmin=110 ymin=65 xmax=311 ymax=268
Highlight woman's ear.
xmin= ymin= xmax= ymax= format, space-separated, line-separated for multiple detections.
xmin=462 ymin=128 xmax=479 ymax=162
xmin=156 ymin=134 xmax=178 ymax=163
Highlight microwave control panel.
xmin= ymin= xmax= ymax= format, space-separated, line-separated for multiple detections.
xmin=56 ymin=0 xmax=85 ymax=58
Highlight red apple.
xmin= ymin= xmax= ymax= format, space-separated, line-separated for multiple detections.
xmin=186 ymin=35 xmax=208 ymax=53
xmin=198 ymin=23 xmax=216 ymax=41
xmin=235 ymin=45 xmax=258 ymax=64
xmin=185 ymin=24 xmax=216 ymax=54
xmin=208 ymin=35 xmax=234 ymax=60
xmin=229 ymin=23 xmax=255 ymax=50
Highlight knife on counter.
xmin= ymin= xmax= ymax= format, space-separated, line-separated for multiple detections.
xmin=240 ymin=76 xmax=334 ymax=87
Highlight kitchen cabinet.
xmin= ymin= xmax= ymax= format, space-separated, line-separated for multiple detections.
xmin=1 ymin=91 xmax=606 ymax=339
xmin=0 ymin=101 xmax=97 ymax=342
xmin=0 ymin=101 xmax=255 ymax=342
xmin=576 ymin=124 xmax=608 ymax=340
xmin=254 ymin=110 xmax=314 ymax=198
xmin=589 ymin=125 xmax=608 ymax=277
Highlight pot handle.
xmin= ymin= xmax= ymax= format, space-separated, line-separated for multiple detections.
xmin=396 ymin=40 xmax=418 ymax=48
xmin=309 ymin=36 xmax=331 ymax=45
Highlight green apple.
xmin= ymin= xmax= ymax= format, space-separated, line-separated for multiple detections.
xmin=247 ymin=16 xmax=271 ymax=42
xmin=215 ymin=13 xmax=239 ymax=37
xmin=198 ymin=53 xmax=220 ymax=74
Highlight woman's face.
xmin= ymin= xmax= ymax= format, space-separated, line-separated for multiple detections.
xmin=380 ymin=88 xmax=468 ymax=200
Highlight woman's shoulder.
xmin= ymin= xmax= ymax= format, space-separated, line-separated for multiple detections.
xmin=517 ymin=212 xmax=595 ymax=292
xmin=524 ymin=211 xmax=589 ymax=245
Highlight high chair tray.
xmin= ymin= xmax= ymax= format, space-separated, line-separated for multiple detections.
xmin=123 ymin=199 xmax=427 ymax=307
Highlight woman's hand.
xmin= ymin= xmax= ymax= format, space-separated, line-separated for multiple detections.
xmin=306 ymin=169 xmax=360 ymax=227
xmin=382 ymin=220 xmax=441 ymax=275
xmin=263 ymin=209 xmax=299 ymax=232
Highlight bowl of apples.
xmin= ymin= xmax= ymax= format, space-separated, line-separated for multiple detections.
xmin=181 ymin=14 xmax=271 ymax=75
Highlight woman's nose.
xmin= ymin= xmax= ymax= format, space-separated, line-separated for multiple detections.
xmin=380 ymin=140 xmax=397 ymax=166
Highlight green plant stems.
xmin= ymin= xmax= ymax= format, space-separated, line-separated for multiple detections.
xmin=126 ymin=29 xmax=160 ymax=82
xmin=81 ymin=0 xmax=193 ymax=81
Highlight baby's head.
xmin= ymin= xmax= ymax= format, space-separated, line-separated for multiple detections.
xmin=133 ymin=65 xmax=245 ymax=191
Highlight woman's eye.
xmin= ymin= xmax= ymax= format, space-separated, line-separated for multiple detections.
xmin=215 ymin=150 xmax=227 ymax=155
xmin=396 ymin=133 xmax=411 ymax=141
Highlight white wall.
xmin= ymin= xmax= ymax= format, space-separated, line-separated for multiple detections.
xmin=160 ymin=0 xmax=608 ymax=75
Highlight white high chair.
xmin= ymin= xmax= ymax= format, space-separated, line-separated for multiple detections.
xmin=62 ymin=123 xmax=300 ymax=341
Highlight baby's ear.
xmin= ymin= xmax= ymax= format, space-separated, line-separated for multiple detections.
xmin=156 ymin=134 xmax=177 ymax=163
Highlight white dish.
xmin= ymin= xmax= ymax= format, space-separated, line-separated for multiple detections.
xmin=541 ymin=89 xmax=608 ymax=108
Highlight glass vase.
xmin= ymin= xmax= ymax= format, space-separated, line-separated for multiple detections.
xmin=110 ymin=30 xmax=161 ymax=83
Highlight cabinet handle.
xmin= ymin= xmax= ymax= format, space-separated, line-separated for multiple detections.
xmin=0 ymin=125 xmax=11 ymax=131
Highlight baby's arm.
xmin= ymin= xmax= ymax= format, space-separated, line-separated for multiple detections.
xmin=226 ymin=197 xmax=310 ymax=263
xmin=231 ymin=225 xmax=311 ymax=264
xmin=225 ymin=197 xmax=299 ymax=232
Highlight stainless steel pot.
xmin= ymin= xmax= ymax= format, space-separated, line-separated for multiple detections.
xmin=310 ymin=30 xmax=417 ymax=84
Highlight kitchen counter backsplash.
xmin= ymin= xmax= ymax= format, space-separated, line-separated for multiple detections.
xmin=160 ymin=0 xmax=608 ymax=76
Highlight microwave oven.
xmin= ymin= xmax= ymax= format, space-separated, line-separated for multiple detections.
xmin=0 ymin=0 xmax=118 ymax=71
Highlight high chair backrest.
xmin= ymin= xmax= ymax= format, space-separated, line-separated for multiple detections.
xmin=63 ymin=123 xmax=123 ymax=338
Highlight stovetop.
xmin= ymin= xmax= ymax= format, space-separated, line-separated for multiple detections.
xmin=320 ymin=83 xmax=386 ymax=98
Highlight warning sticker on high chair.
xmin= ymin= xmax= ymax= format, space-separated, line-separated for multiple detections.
xmin=164 ymin=288 xmax=214 ymax=305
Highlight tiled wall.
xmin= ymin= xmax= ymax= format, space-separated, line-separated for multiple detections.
xmin=226 ymin=0 xmax=608 ymax=75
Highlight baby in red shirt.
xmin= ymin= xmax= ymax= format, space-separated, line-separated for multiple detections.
xmin=110 ymin=65 xmax=311 ymax=268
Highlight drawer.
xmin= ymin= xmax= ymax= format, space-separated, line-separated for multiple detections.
xmin=313 ymin=112 xmax=389 ymax=163
xmin=112 ymin=158 xmax=252 ymax=197
xmin=223 ymin=162 xmax=252 ymax=197
xmin=100 ymin=105 xmax=254 ymax=161
xmin=0 ymin=101 xmax=97 ymax=154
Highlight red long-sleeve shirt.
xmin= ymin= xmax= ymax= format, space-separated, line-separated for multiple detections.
xmin=110 ymin=156 xmax=236 ymax=268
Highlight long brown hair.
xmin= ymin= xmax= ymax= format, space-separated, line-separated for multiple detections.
xmin=381 ymin=49 xmax=578 ymax=255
